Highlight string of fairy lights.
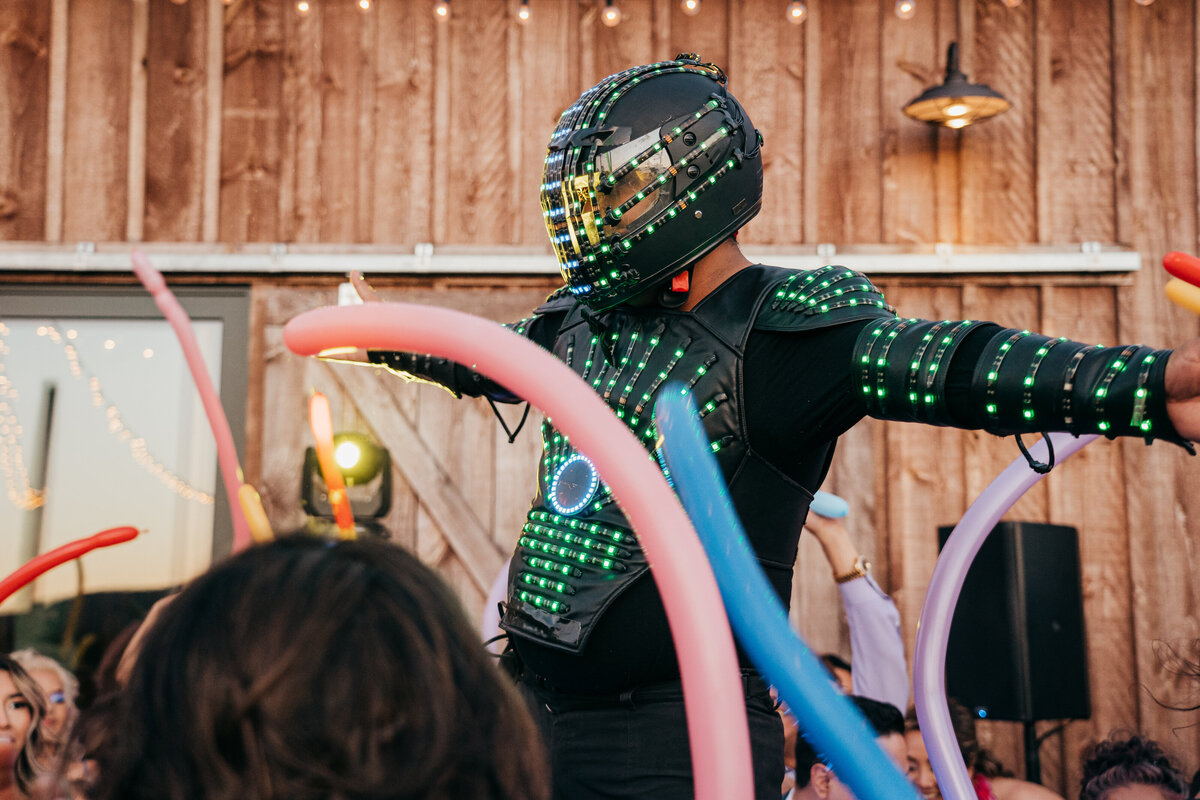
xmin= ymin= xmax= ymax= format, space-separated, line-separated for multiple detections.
xmin=169 ymin=0 xmax=1161 ymax=24
xmin=0 ymin=321 xmax=215 ymax=511
xmin=164 ymin=0 xmax=1168 ymax=22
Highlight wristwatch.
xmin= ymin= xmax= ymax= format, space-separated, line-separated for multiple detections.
xmin=834 ymin=555 xmax=871 ymax=584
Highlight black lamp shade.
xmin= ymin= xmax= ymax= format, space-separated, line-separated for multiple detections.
xmin=904 ymin=42 xmax=1010 ymax=128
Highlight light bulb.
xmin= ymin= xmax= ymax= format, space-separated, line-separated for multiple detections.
xmin=945 ymin=118 xmax=968 ymax=129
xmin=895 ymin=0 xmax=915 ymax=19
xmin=335 ymin=441 xmax=362 ymax=470
xmin=943 ymin=102 xmax=968 ymax=117
xmin=296 ymin=0 xmax=310 ymax=13
xmin=681 ymin=0 xmax=700 ymax=15
xmin=601 ymin=0 xmax=622 ymax=27
xmin=786 ymin=1 xmax=807 ymax=23
xmin=517 ymin=1 xmax=531 ymax=23
xmin=434 ymin=0 xmax=450 ymax=20
xmin=1001 ymin=0 xmax=1023 ymax=6
xmin=357 ymin=0 xmax=370 ymax=10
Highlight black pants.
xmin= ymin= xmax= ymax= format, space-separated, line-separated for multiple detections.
xmin=518 ymin=670 xmax=784 ymax=800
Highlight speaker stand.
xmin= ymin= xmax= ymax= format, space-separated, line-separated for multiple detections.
xmin=1023 ymin=721 xmax=1040 ymax=784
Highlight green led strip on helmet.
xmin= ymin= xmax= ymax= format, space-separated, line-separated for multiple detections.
xmin=601 ymin=99 xmax=722 ymax=192
xmin=605 ymin=123 xmax=730 ymax=225
xmin=614 ymin=150 xmax=742 ymax=255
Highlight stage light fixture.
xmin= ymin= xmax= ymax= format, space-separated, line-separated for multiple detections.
xmin=302 ymin=432 xmax=392 ymax=537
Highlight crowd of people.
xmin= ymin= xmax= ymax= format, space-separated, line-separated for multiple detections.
xmin=0 ymin=530 xmax=1194 ymax=800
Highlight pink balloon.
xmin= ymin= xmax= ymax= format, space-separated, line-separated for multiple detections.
xmin=913 ymin=432 xmax=1097 ymax=800
xmin=131 ymin=250 xmax=251 ymax=550
xmin=284 ymin=302 xmax=754 ymax=800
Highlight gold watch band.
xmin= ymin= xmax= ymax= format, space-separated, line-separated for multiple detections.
xmin=834 ymin=555 xmax=871 ymax=584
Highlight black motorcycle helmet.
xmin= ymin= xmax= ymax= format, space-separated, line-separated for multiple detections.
xmin=539 ymin=54 xmax=763 ymax=311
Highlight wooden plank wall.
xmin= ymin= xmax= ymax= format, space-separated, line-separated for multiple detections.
xmin=4 ymin=0 xmax=1200 ymax=794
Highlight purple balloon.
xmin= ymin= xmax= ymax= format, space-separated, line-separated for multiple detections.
xmin=913 ymin=432 xmax=1098 ymax=800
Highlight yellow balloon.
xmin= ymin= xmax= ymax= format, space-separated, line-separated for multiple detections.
xmin=1166 ymin=278 xmax=1200 ymax=316
xmin=238 ymin=484 xmax=275 ymax=543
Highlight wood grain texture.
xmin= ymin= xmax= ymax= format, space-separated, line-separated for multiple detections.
xmin=318 ymin=0 xmax=364 ymax=242
xmin=371 ymin=0 xmax=435 ymax=244
xmin=220 ymin=0 xmax=284 ymax=242
xmin=144 ymin=0 xmax=208 ymax=241
xmin=667 ymin=0 xmax=726 ymax=69
xmin=726 ymin=0 xmax=804 ymax=245
xmin=0 ymin=0 xmax=50 ymax=240
xmin=881 ymin=0 xmax=939 ymax=245
xmin=815 ymin=0 xmax=882 ymax=242
xmin=61 ymin=0 xmax=132 ymax=241
xmin=1034 ymin=1 xmax=1115 ymax=244
xmin=960 ymin=0 xmax=1035 ymax=245
xmin=443 ymin=0 xmax=512 ymax=244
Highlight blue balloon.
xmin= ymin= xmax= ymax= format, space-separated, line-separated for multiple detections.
xmin=811 ymin=490 xmax=850 ymax=518
xmin=654 ymin=387 xmax=922 ymax=800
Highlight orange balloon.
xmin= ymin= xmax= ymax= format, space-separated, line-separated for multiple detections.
xmin=308 ymin=392 xmax=357 ymax=539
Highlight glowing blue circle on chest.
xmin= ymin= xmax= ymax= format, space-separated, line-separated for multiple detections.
xmin=548 ymin=453 xmax=600 ymax=516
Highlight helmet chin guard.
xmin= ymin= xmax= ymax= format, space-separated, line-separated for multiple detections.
xmin=540 ymin=54 xmax=763 ymax=311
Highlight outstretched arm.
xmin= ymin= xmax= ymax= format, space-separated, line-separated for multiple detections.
xmin=365 ymin=304 xmax=569 ymax=402
xmin=854 ymin=318 xmax=1193 ymax=451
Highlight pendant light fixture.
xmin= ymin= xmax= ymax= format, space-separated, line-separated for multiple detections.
xmin=903 ymin=42 xmax=1010 ymax=129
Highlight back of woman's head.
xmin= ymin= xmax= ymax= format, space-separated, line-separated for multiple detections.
xmin=1079 ymin=735 xmax=1187 ymax=800
xmin=85 ymin=535 xmax=548 ymax=800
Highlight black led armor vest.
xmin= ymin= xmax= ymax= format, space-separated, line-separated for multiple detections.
xmin=500 ymin=264 xmax=894 ymax=654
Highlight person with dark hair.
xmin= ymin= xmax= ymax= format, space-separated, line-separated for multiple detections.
xmin=0 ymin=655 xmax=47 ymax=800
xmin=788 ymin=696 xmax=910 ymax=800
xmin=350 ymin=52 xmax=1200 ymax=800
xmin=1079 ymin=735 xmax=1187 ymax=800
xmin=905 ymin=701 xmax=1062 ymax=800
xmin=75 ymin=535 xmax=549 ymax=800
xmin=819 ymin=654 xmax=853 ymax=692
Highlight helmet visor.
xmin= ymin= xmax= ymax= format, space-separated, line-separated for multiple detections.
xmin=594 ymin=127 xmax=675 ymax=233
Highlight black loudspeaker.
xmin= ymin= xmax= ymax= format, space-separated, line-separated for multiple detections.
xmin=937 ymin=521 xmax=1091 ymax=722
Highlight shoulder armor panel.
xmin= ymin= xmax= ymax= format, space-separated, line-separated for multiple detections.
xmin=534 ymin=286 xmax=578 ymax=316
xmin=754 ymin=265 xmax=895 ymax=332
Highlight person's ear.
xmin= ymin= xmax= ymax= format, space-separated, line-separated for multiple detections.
xmin=811 ymin=764 xmax=833 ymax=799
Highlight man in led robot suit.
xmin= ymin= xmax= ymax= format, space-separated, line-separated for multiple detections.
xmin=363 ymin=54 xmax=1200 ymax=800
